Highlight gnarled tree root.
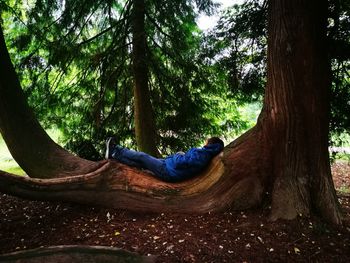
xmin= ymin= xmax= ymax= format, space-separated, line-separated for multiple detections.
xmin=0 ymin=148 xmax=265 ymax=213
xmin=0 ymin=245 xmax=155 ymax=263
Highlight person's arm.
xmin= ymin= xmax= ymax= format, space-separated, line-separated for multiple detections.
xmin=170 ymin=148 xmax=210 ymax=169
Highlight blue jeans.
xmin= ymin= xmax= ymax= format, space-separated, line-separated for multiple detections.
xmin=111 ymin=146 xmax=172 ymax=181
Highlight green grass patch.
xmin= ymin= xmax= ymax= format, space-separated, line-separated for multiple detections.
xmin=334 ymin=153 xmax=350 ymax=162
xmin=0 ymin=137 xmax=25 ymax=175
xmin=0 ymin=129 xmax=64 ymax=176
xmin=2 ymin=164 xmax=26 ymax=176
xmin=338 ymin=185 xmax=350 ymax=194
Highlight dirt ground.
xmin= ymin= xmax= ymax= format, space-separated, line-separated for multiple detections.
xmin=0 ymin=161 xmax=349 ymax=262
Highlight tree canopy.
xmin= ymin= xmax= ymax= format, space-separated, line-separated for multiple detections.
xmin=1 ymin=0 xmax=250 ymax=158
xmin=1 ymin=0 xmax=349 ymax=158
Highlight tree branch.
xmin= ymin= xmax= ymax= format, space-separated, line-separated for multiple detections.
xmin=145 ymin=11 xmax=173 ymax=40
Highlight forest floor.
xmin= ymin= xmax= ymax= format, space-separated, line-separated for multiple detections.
xmin=0 ymin=160 xmax=349 ymax=262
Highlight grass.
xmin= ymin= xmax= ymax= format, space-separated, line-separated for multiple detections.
xmin=338 ymin=185 xmax=350 ymax=194
xmin=332 ymin=153 xmax=350 ymax=162
xmin=0 ymin=129 xmax=63 ymax=176
xmin=0 ymin=136 xmax=25 ymax=175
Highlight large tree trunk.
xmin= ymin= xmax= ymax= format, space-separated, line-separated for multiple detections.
xmin=0 ymin=25 xmax=101 ymax=179
xmin=260 ymin=0 xmax=341 ymax=224
xmin=131 ymin=0 xmax=159 ymax=156
xmin=0 ymin=0 xmax=342 ymax=225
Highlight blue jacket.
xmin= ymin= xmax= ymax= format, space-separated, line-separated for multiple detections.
xmin=164 ymin=143 xmax=223 ymax=181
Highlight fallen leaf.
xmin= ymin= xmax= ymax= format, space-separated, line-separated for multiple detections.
xmin=166 ymin=244 xmax=174 ymax=251
xmin=294 ymin=247 xmax=301 ymax=254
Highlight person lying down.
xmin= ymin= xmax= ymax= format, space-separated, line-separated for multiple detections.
xmin=105 ymin=137 xmax=224 ymax=182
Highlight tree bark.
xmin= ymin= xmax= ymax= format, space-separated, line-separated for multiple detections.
xmin=131 ymin=0 xmax=160 ymax=156
xmin=0 ymin=25 xmax=101 ymax=178
xmin=260 ymin=0 xmax=341 ymax=224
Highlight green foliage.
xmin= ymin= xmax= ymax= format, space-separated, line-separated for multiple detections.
xmin=1 ymin=0 xmax=252 ymax=158
xmin=329 ymin=0 xmax=350 ymax=140
xmin=329 ymin=132 xmax=350 ymax=162
xmin=203 ymin=0 xmax=267 ymax=103
xmin=338 ymin=185 xmax=350 ymax=194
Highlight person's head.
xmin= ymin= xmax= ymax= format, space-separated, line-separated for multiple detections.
xmin=205 ymin=137 xmax=224 ymax=149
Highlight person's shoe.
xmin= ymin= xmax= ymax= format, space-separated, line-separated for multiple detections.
xmin=105 ymin=137 xmax=117 ymax=159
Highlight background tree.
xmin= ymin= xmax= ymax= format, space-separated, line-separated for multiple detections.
xmin=131 ymin=0 xmax=159 ymax=156
xmin=1 ymin=0 xmax=243 ymax=158
xmin=203 ymin=0 xmax=267 ymax=103
xmin=328 ymin=0 xmax=350 ymax=155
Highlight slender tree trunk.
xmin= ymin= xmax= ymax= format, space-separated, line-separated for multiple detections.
xmin=131 ymin=0 xmax=159 ymax=156
xmin=0 ymin=25 xmax=101 ymax=178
